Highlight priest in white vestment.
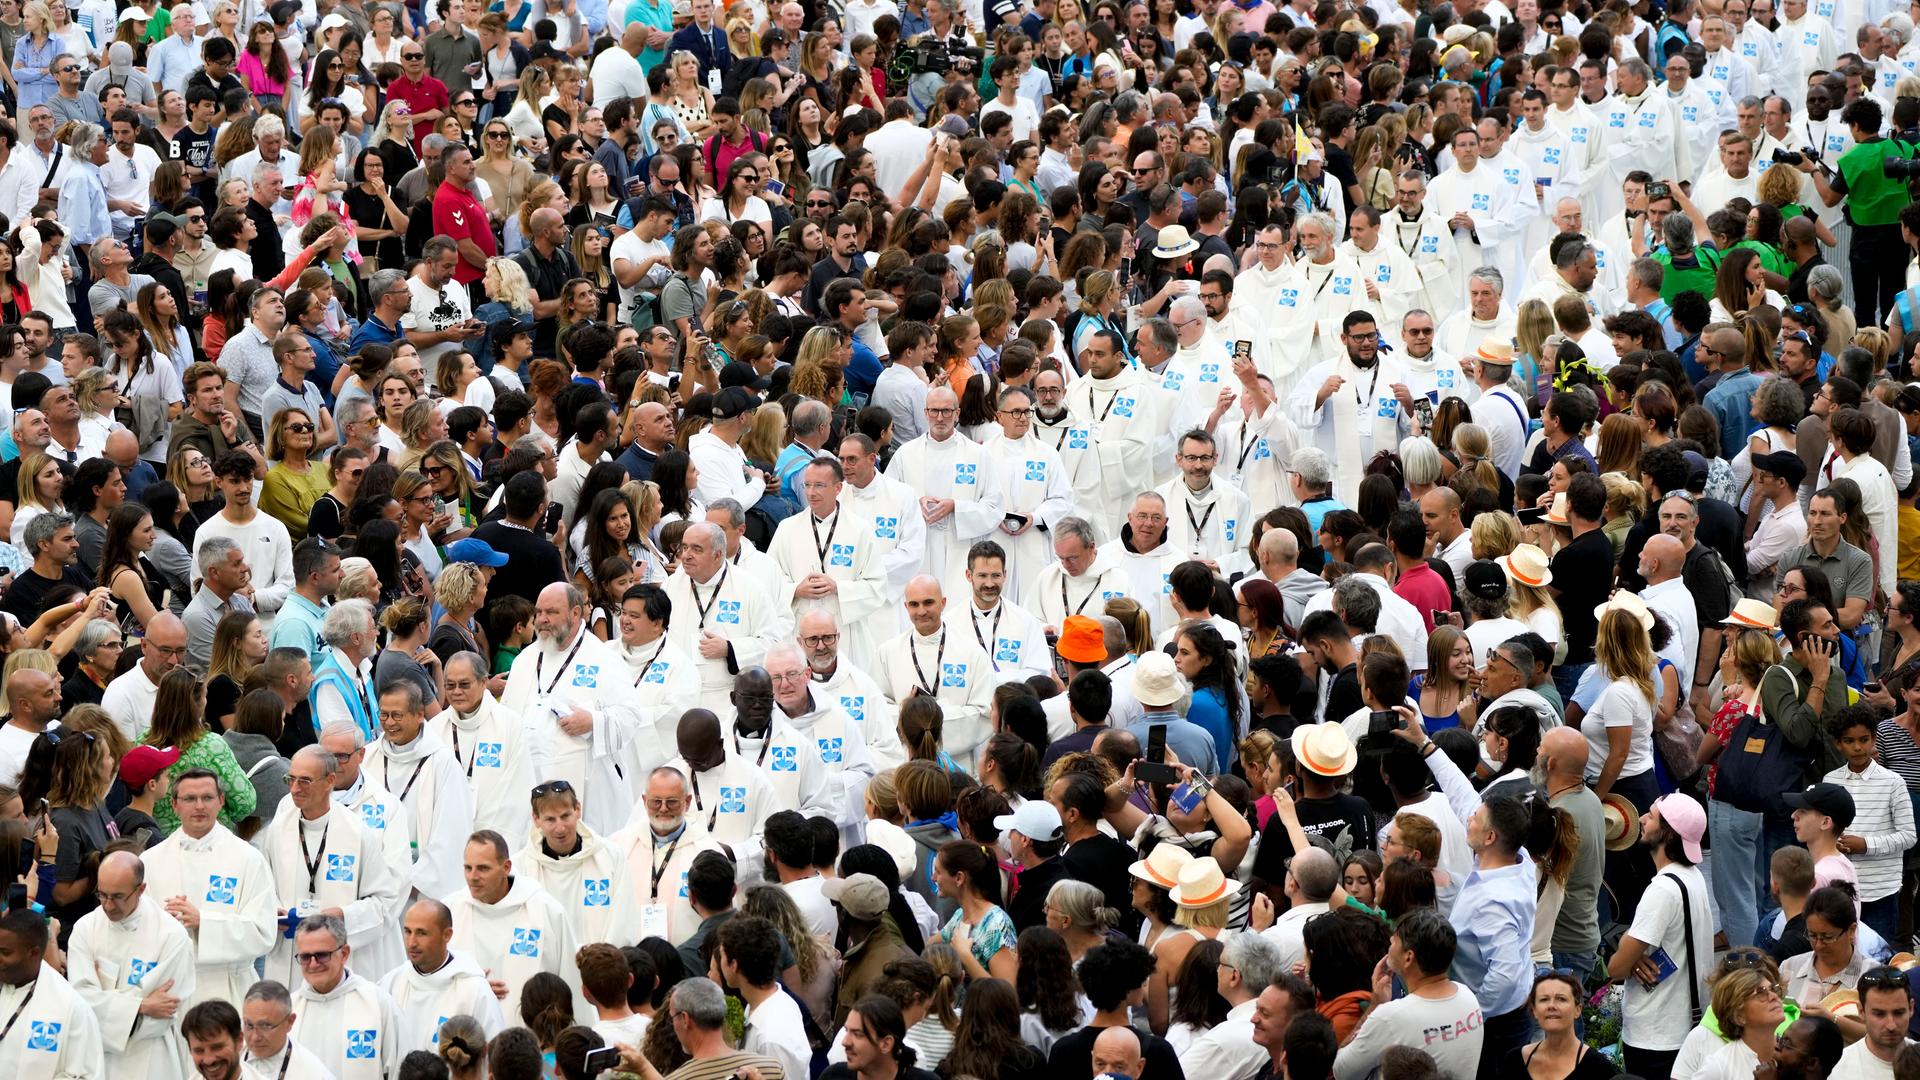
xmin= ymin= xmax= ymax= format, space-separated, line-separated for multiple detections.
xmin=1394 ymin=311 xmax=1477 ymax=434
xmin=1027 ymin=517 xmax=1134 ymax=632
xmin=513 ymin=783 xmax=642 ymax=949
xmin=837 ymin=434 xmax=928 ymax=628
xmin=978 ymin=385 xmax=1075 ymax=602
xmin=1246 ymin=215 xmax=1372 ymax=402
xmin=1702 ymin=16 xmax=1760 ymax=100
xmin=262 ymin=747 xmax=405 ymax=985
xmin=1544 ymin=78 xmax=1608 ymax=221
xmin=318 ymin=725 xmax=413 ymax=966
xmin=879 ymin=575 xmax=997 ymax=765
xmin=1341 ymin=206 xmax=1424 ymax=332
xmin=144 ymin=771 xmax=276 ymax=1009
xmin=362 ymin=682 xmax=474 ymax=904
xmin=1112 ymin=497 xmax=1180 ymax=634
xmin=445 ymin=831 xmax=584 ymax=1025
xmin=768 ymin=457 xmax=892 ymax=674
xmin=797 ymin=609 xmax=906 ymax=772
xmin=1156 ymin=430 xmax=1255 ymax=577
xmin=1214 ymin=354 xmax=1301 ymax=515
xmin=68 ymin=852 xmax=196 ymax=1080
xmin=1512 ymin=93 xmax=1581 ymax=255
xmin=1427 ymin=127 xmax=1528 ymax=298
xmin=429 ymin=652 xmax=536 ymax=839
xmin=1057 ymin=330 xmax=1156 ymax=540
xmin=1734 ymin=8 xmax=1787 ymax=96
xmin=498 ymin=583 xmax=641 ymax=834
xmin=662 ymin=523 xmax=791 ymax=711
xmin=1664 ymin=58 xmax=1734 ymax=181
xmin=944 ymin=543 xmax=1053 ymax=684
xmin=1436 ymin=268 xmax=1520 ymax=360
xmin=236 ymin=983 xmax=336 ymax=1080
xmin=1153 ymin=296 xmax=1237 ymax=451
xmin=287 ymin=915 xmax=403 ymax=1080
xmin=611 ymin=767 xmax=726 ymax=945
xmin=0 ymin=922 xmax=105 ymax=1080
xmin=661 ymin=708 xmax=783 ymax=851
xmin=1475 ymin=117 xmax=1546 ymax=291
xmin=1287 ymin=311 xmax=1415 ymax=507
xmin=883 ymin=386 xmax=1005 ymax=585
xmin=1385 ymin=177 xmax=1464 ymax=324
xmin=765 ymin=644 xmax=877 ymax=838
xmin=1777 ymin=0 xmax=1841 ymax=85
xmin=1592 ymin=62 xmax=1689 ymax=221
xmin=726 ymin=666 xmax=836 ymax=823
xmin=377 ymin=899 xmax=505 ymax=1054
xmin=616 ymin=584 xmax=701 ymax=783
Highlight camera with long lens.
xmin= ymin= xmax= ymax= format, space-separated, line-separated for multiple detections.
xmin=1882 ymin=155 xmax=1920 ymax=179
xmin=1771 ymin=147 xmax=1804 ymax=165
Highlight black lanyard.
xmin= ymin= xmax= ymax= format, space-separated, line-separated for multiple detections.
xmin=909 ymin=629 xmax=946 ymax=695
xmin=384 ymin=756 xmax=428 ymax=803
xmin=971 ymin=605 xmax=1003 ymax=671
xmin=1237 ymin=420 xmax=1261 ymax=470
xmin=633 ymin=638 xmax=669 ymax=686
xmin=1185 ymin=494 xmax=1216 ymax=540
xmin=688 ymin=771 xmax=721 ymax=832
xmin=534 ymin=628 xmax=589 ymax=697
xmin=693 ymin=566 xmax=730 ymax=629
xmin=1040 ymin=417 xmax=1071 ymax=452
xmin=811 ymin=511 xmax=839 ymax=572
xmin=449 ymin=722 xmax=480 ymax=779
xmin=1086 ymin=385 xmax=1124 ymax=424
xmin=0 ymin=981 xmax=36 ymax=1046
xmin=648 ymin=832 xmax=684 ymax=897
xmin=732 ymin=727 xmax=773 ymax=769
xmin=298 ymin=820 xmax=330 ymax=896
xmin=1063 ymin=571 xmax=1106 ymax=617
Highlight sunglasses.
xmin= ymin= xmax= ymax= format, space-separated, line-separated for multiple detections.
xmin=402 ymin=51 xmax=423 ymax=58
xmin=532 ymin=779 xmax=575 ymax=798
xmin=287 ymin=423 xmax=315 ymax=434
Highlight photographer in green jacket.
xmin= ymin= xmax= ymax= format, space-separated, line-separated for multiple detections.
xmin=1794 ymin=96 xmax=1919 ymax=329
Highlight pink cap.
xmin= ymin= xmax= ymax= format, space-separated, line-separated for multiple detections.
xmin=1654 ymin=793 xmax=1706 ymax=863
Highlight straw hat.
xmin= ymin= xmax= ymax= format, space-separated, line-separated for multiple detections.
xmin=1128 ymin=842 xmax=1194 ymax=889
xmin=1821 ymin=990 xmax=1862 ymax=1019
xmin=1722 ymin=599 xmax=1779 ymax=631
xmin=1476 ymin=339 xmax=1516 ymax=366
xmin=1600 ymin=792 xmax=1641 ymax=851
xmin=1170 ymin=855 xmax=1242 ymax=909
xmin=1594 ymin=590 xmax=1657 ymax=632
xmin=1153 ymin=224 xmax=1201 ymax=260
xmin=1544 ymin=492 xmax=1571 ymax=526
xmin=1290 ymin=721 xmax=1358 ymax=778
xmin=1498 ymin=543 xmax=1553 ymax=588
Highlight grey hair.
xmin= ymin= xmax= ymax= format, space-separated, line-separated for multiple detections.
xmin=1663 ymin=211 xmax=1695 ymax=251
xmin=1220 ymin=932 xmax=1286 ymax=989
xmin=321 ymin=597 xmax=376 ymax=649
xmin=368 ymin=268 xmax=407 ymax=301
xmin=763 ymin=642 xmax=806 ymax=670
xmin=446 ymin=650 xmax=488 ymax=680
xmin=706 ymin=498 xmax=746 ymax=528
xmin=1618 ymin=58 xmax=1653 ymax=80
xmin=1113 ymin=89 xmax=1147 ymax=121
xmin=196 ymin=535 xmax=241 ymax=577
xmin=67 ymin=122 xmax=102 ymax=157
xmin=1167 ymin=295 xmax=1204 ymax=324
xmin=1738 ymin=95 xmax=1764 ymax=110
xmin=1053 ymin=517 xmax=1097 ymax=547
xmin=1552 ymin=238 xmax=1591 ymax=270
xmin=685 ymin=521 xmax=726 ymax=550
xmin=790 ymin=399 xmax=831 ymax=438
xmin=1140 ymin=317 xmax=1176 ymax=356
xmin=1399 ymin=436 xmax=1443 ymax=487
xmin=250 ymin=160 xmax=282 ymax=187
xmin=1297 ymin=210 xmax=1338 ymax=239
xmin=1045 ymin=878 xmax=1120 ymax=934
xmin=320 ymin=720 xmax=367 ymax=752
xmin=1466 ymin=266 xmax=1504 ymax=294
xmin=422 ymin=235 xmax=457 ymax=262
xmin=294 ymin=913 xmax=348 ymax=949
xmin=337 ymin=396 xmax=376 ymax=428
xmin=249 ymin=286 xmax=283 ymax=314
xmin=252 ymin=114 xmax=284 ymax=142
xmin=672 ymin=977 xmax=729 ymax=1029
xmin=243 ymin=980 xmax=293 ymax=1009
xmin=1290 ymin=447 xmax=1333 ymax=487
xmin=1807 ymin=264 xmax=1845 ymax=303
xmin=291 ymin=744 xmax=340 ymax=778
xmin=1628 ymin=257 xmax=1664 ymax=292
xmin=1333 ymin=576 xmax=1380 ymax=632
xmin=420 ymin=133 xmax=450 ymax=155
xmin=75 ymin=618 xmax=119 ymax=661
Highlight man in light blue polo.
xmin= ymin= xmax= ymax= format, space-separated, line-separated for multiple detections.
xmin=269 ymin=538 xmax=341 ymax=664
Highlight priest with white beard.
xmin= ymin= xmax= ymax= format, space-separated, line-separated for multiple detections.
xmin=724 ymin=666 xmax=835 ymax=822
xmin=0 ymin=910 xmax=104 ymax=1080
xmin=445 ymin=831 xmax=583 ymax=1025
xmin=1287 ymin=311 xmax=1415 ymax=506
xmin=944 ymin=541 xmax=1052 ymax=683
xmin=377 ymin=899 xmax=504 ymax=1054
xmin=514 ymin=781 xmax=641 ymax=950
xmin=663 ymin=523 xmax=792 ymax=712
xmin=615 ymin=584 xmax=700 ymax=781
xmin=660 ymin=708 xmax=783 ymax=851
xmin=1028 ymin=517 xmax=1135 ymax=633
xmin=287 ymin=914 xmax=402 ymax=1080
xmin=612 ymin=767 xmax=726 ymax=945
xmin=796 ymin=609 xmax=905 ymax=772
xmin=362 ymin=682 xmax=474 ymax=903
xmin=1340 ymin=206 xmax=1423 ymax=332
xmin=1437 ymin=267 xmax=1520 ymax=360
xmin=1154 ymin=296 xmax=1235 ymax=441
xmin=500 ymin=582 xmax=641 ymax=832
xmin=837 ymin=433 xmax=927 ymax=619
xmin=318 ymin=724 xmax=414 ymax=950
xmin=262 ymin=746 xmax=404 ymax=984
xmin=879 ymin=575 xmax=996 ymax=764
xmin=1426 ymin=127 xmax=1528 ymax=297
xmin=1593 ymin=61 xmax=1689 ymax=221
xmin=1249 ymin=214 xmax=1371 ymax=402
xmin=238 ymin=980 xmax=334 ymax=1080
xmin=1157 ymin=429 xmax=1254 ymax=577
xmin=1511 ymin=91 xmax=1581 ymax=253
xmin=1058 ymin=325 xmax=1159 ymax=541
xmin=884 ymin=386 xmax=1005 ymax=585
xmin=978 ymin=384 xmax=1075 ymax=601
xmin=769 ymin=458 xmax=891 ymax=673
xmin=1394 ymin=310 xmax=1476 ymax=434
xmin=68 ymin=851 xmax=196 ymax=1080
xmin=764 ymin=644 xmax=876 ymax=837
xmin=1386 ymin=173 xmax=1465 ymax=320
xmin=429 ymin=652 xmax=536 ymax=839
xmin=144 ymin=770 xmax=276 ymax=1010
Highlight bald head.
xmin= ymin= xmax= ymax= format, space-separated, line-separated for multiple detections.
xmin=905 ymin=574 xmax=947 ymax=634
xmin=1540 ymin=726 xmax=1589 ymax=782
xmin=1641 ymin=534 xmax=1685 ymax=584
xmin=1092 ymin=1025 xmax=1144 ymax=1078
xmin=4 ymin=668 xmax=56 ymax=726
xmin=143 ymin=612 xmax=187 ymax=679
xmin=1097 ymin=615 xmax=1129 ymax=661
xmin=1708 ymin=327 xmax=1746 ymax=363
xmin=405 ymin=897 xmax=452 ymax=930
xmin=95 ymin=850 xmax=145 ymax=920
xmin=1286 ymin=847 xmax=1339 ymax=902
xmin=529 ymin=207 xmax=564 ymax=236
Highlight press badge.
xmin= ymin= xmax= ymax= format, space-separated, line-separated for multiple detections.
xmin=708 ymin=68 xmax=723 ymax=94
xmin=641 ymin=903 xmax=670 ymax=939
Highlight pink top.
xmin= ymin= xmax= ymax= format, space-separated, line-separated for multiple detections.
xmin=237 ymin=50 xmax=288 ymax=96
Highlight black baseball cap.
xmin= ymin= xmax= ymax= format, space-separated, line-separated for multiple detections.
xmin=720 ymin=361 xmax=771 ymax=391
xmin=711 ymin=386 xmax=759 ymax=420
xmin=1464 ymin=559 xmax=1508 ymax=600
xmin=1783 ymin=782 xmax=1855 ymax=833
xmin=1752 ymin=449 xmax=1806 ymax=488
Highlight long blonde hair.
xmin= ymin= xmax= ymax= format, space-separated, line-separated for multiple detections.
xmin=1516 ymin=298 xmax=1555 ymax=363
xmin=1507 ymin=578 xmax=1561 ymax=625
xmin=1595 ymin=607 xmax=1657 ymax=704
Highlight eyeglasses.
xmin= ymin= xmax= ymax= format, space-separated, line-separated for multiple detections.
xmin=487 ymin=130 xmax=510 ymax=140
xmin=327 ymin=61 xmax=344 ymax=69
xmin=294 ymin=947 xmax=341 ymax=966
xmin=285 ymin=773 xmax=325 ymax=788
xmin=402 ymin=51 xmax=423 ymax=58
xmin=799 ymin=633 xmax=839 ymax=648
xmin=997 ymin=407 xmax=1034 ymax=417
xmin=242 ymin=1017 xmax=290 ymax=1034
xmin=644 ymin=797 xmax=685 ymax=811
xmin=1806 ymin=926 xmax=1853 ymax=944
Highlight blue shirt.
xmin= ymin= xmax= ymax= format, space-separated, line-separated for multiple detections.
xmin=847 ymin=336 xmax=882 ymax=398
xmin=1185 ymin=686 xmax=1235 ymax=771
xmin=11 ymin=35 xmax=64 ymax=113
xmin=1702 ymin=367 xmax=1765 ymax=459
xmin=1449 ymin=858 xmax=1538 ymax=1017
xmin=1126 ymin=710 xmax=1219 ymax=777
xmin=775 ymin=442 xmax=824 ymax=504
xmin=57 ymin=161 xmax=109 ymax=247
xmin=349 ymin=312 xmax=405 ymax=352
xmin=270 ymin=590 xmax=329 ymax=664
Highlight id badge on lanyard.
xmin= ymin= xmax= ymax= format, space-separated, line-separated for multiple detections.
xmin=641 ymin=903 xmax=671 ymax=939
xmin=706 ymin=29 xmax=724 ymax=94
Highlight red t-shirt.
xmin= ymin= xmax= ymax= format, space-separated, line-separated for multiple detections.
xmin=388 ymin=72 xmax=449 ymax=151
xmin=432 ymin=180 xmax=496 ymax=284
xmin=1392 ymin=560 xmax=1453 ymax=634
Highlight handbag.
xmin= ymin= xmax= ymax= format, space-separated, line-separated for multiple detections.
xmin=1713 ymin=665 xmax=1817 ymax=817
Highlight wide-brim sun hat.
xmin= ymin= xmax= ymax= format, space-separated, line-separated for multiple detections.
xmin=1600 ymin=792 xmax=1641 ymax=851
xmin=1128 ymin=842 xmax=1194 ymax=889
xmin=1170 ymin=855 xmax=1241 ymax=908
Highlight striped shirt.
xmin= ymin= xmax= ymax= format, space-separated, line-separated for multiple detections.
xmin=1824 ymin=760 xmax=1917 ymax=903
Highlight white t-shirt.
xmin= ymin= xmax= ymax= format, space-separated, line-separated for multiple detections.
xmin=0 ymin=722 xmax=37 ymax=787
xmin=1331 ymin=982 xmax=1486 ymax=1080
xmin=698 ymin=195 xmax=771 ymax=232
xmin=1582 ymin=677 xmax=1656 ymax=782
xmin=104 ymin=143 xmax=163 ymax=208
xmin=1622 ymin=864 xmax=1715 ymax=1051
xmin=1833 ymin=1038 xmax=1907 ymax=1080
xmin=782 ymin=874 xmax=839 ymax=942
xmin=609 ymin=229 xmax=670 ymax=323
xmin=980 ymin=95 xmax=1041 ymax=142
xmin=404 ymin=276 xmax=474 ymax=384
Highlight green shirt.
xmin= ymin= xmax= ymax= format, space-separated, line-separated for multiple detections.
xmin=1734 ymin=239 xmax=1792 ymax=278
xmin=1835 ymin=136 xmax=1918 ymax=227
xmin=1655 ymin=243 xmax=1721 ymax=303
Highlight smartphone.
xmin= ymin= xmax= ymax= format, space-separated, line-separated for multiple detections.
xmin=1146 ymin=722 xmax=1167 ymax=764
xmin=1430 ymin=608 xmax=1451 ymax=626
xmin=1233 ymin=340 xmax=1253 ymax=362
xmin=583 ymin=1047 xmax=623 ymax=1078
xmin=1004 ymin=512 xmax=1030 ymax=528
xmin=1517 ymin=506 xmax=1547 ymax=525
xmin=625 ymin=175 xmax=645 ymax=197
xmin=1135 ymin=759 xmax=1180 ymax=785
xmin=764 ymin=179 xmax=787 ymax=197
xmin=1366 ymin=709 xmax=1400 ymax=737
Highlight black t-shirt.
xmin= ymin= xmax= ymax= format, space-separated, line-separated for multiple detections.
xmin=471 ymin=520 xmax=565 ymax=616
xmin=1060 ymin=832 xmax=1136 ymax=923
xmin=2 ymin=563 xmax=95 ymax=623
xmin=1550 ymin=528 xmax=1615 ymax=666
xmin=1324 ymin=143 xmax=1359 ymax=215
xmin=60 ymin=666 xmax=104 ymax=708
xmin=1680 ymin=541 xmax=1734 ymax=628
xmin=1049 ymin=1025 xmax=1186 ymax=1080
xmin=245 ymin=199 xmax=286 ymax=283
xmin=513 ymin=244 xmax=581 ymax=357
xmin=1325 ymin=663 xmax=1362 ymax=727
xmin=1696 ymin=497 xmax=1747 ymax=588
xmin=306 ymin=492 xmax=347 ymax=542
xmin=168 ymin=123 xmax=217 ymax=203
xmin=1249 ymin=792 xmax=1376 ymax=889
